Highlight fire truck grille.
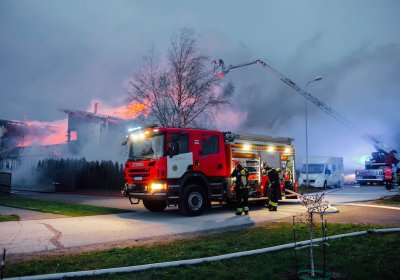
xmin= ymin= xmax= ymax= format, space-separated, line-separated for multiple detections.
xmin=128 ymin=174 xmax=150 ymax=179
xmin=363 ymin=176 xmax=379 ymax=179
xmin=128 ymin=169 xmax=149 ymax=173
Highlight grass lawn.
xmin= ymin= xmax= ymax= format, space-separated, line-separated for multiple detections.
xmin=4 ymin=223 xmax=399 ymax=279
xmin=0 ymin=195 xmax=130 ymax=217
xmin=374 ymin=195 xmax=400 ymax=206
xmin=0 ymin=214 xmax=20 ymax=222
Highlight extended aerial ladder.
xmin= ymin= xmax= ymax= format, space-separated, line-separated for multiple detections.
xmin=213 ymin=59 xmax=399 ymax=162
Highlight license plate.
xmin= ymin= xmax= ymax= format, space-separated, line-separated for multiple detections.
xmin=134 ymin=176 xmax=142 ymax=181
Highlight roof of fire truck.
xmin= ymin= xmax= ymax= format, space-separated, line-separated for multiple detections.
xmin=134 ymin=126 xmax=294 ymax=146
xmin=229 ymin=132 xmax=293 ymax=146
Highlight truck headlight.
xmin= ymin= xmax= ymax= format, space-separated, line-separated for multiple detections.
xmin=150 ymin=183 xmax=167 ymax=191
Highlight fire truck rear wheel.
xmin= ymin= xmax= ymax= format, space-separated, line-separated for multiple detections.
xmin=142 ymin=200 xmax=167 ymax=212
xmin=179 ymin=185 xmax=206 ymax=216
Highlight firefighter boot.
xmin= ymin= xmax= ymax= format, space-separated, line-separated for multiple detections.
xmin=235 ymin=208 xmax=243 ymax=216
xmin=269 ymin=206 xmax=277 ymax=211
xmin=244 ymin=206 xmax=249 ymax=215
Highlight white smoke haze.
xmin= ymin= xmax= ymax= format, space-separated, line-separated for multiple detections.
xmin=9 ymin=144 xmax=68 ymax=191
xmin=76 ymin=141 xmax=126 ymax=163
xmin=11 ymin=158 xmax=43 ymax=191
xmin=214 ymin=108 xmax=247 ymax=132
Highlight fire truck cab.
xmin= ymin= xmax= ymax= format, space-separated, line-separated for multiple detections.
xmin=122 ymin=126 xmax=297 ymax=216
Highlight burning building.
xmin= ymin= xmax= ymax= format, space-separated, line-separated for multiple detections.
xmin=0 ymin=102 xmax=143 ymax=192
xmin=0 ymin=118 xmax=67 ymax=170
xmin=0 ymin=109 xmax=138 ymax=172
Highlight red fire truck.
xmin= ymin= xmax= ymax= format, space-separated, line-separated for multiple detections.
xmin=355 ymin=150 xmax=398 ymax=188
xmin=121 ymin=126 xmax=297 ymax=216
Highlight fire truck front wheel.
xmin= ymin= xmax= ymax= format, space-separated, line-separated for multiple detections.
xmin=179 ymin=185 xmax=206 ymax=216
xmin=142 ymin=200 xmax=167 ymax=212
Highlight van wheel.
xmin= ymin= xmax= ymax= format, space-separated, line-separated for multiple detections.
xmin=179 ymin=185 xmax=206 ymax=216
xmin=143 ymin=200 xmax=167 ymax=212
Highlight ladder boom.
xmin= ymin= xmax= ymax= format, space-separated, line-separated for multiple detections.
xmin=217 ymin=59 xmax=395 ymax=158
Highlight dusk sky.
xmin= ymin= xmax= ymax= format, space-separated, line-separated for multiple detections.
xmin=1 ymin=0 xmax=399 ymax=170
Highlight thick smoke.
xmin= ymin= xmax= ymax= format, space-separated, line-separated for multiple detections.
xmin=215 ymin=41 xmax=400 ymax=171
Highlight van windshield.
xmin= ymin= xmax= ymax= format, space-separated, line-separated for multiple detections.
xmin=301 ymin=164 xmax=325 ymax=174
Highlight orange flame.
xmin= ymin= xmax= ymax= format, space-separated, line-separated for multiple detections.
xmin=86 ymin=100 xmax=148 ymax=120
xmin=26 ymin=120 xmax=67 ymax=146
xmin=123 ymin=102 xmax=148 ymax=119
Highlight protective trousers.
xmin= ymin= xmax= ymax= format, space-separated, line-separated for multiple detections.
xmin=268 ymin=181 xmax=279 ymax=211
xmin=236 ymin=187 xmax=249 ymax=214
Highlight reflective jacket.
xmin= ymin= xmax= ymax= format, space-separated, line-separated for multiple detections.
xmin=231 ymin=167 xmax=250 ymax=189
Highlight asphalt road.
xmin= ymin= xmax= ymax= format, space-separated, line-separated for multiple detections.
xmin=0 ymin=185 xmax=399 ymax=262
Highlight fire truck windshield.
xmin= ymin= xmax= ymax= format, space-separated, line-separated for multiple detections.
xmin=128 ymin=135 xmax=164 ymax=160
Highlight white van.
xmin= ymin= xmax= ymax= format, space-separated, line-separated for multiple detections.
xmin=299 ymin=157 xmax=344 ymax=188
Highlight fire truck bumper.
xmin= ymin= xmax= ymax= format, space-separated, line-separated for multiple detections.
xmin=356 ymin=177 xmax=384 ymax=182
xmin=122 ymin=183 xmax=179 ymax=203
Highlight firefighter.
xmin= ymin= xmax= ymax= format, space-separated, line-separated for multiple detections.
xmin=261 ymin=162 xmax=272 ymax=202
xmin=266 ymin=167 xmax=280 ymax=211
xmin=276 ymin=168 xmax=283 ymax=200
xmin=262 ymin=161 xmax=272 ymax=175
xmin=231 ymin=163 xmax=250 ymax=215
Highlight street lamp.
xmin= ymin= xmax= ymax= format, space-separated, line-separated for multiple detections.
xmin=305 ymin=76 xmax=323 ymax=187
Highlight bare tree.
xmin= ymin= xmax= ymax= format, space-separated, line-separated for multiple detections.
xmin=127 ymin=28 xmax=229 ymax=128
xmin=298 ymin=193 xmax=330 ymax=278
